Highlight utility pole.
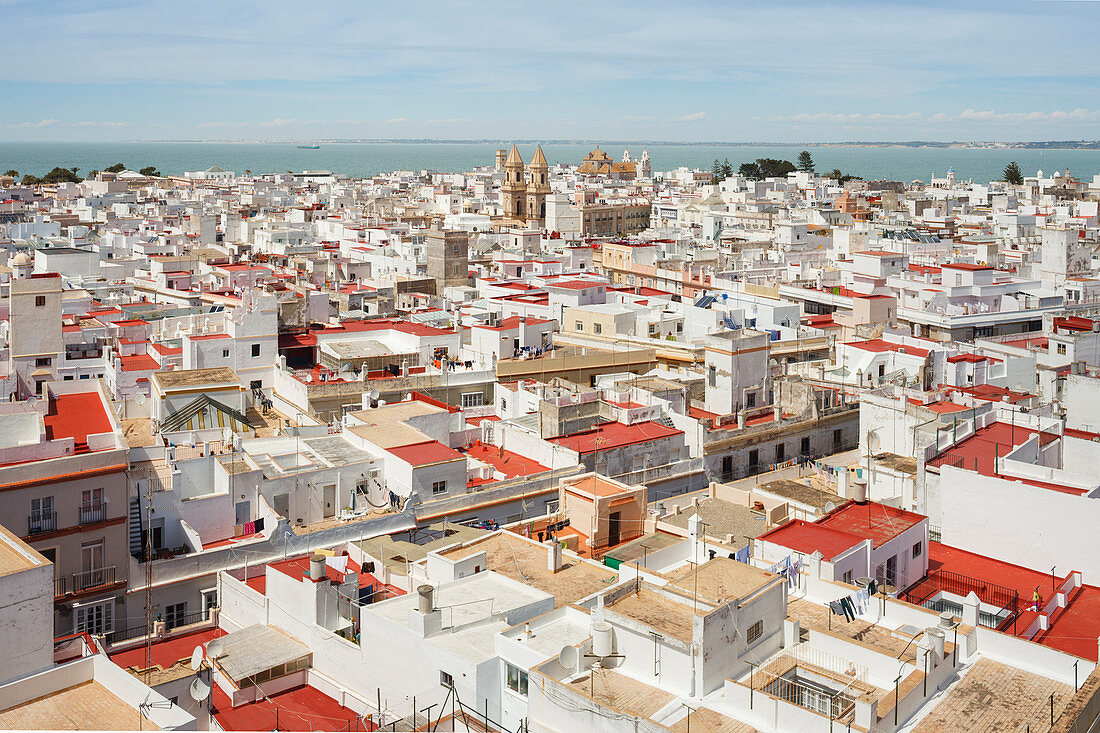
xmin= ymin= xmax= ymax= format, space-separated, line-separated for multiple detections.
xmin=143 ymin=473 xmax=154 ymax=683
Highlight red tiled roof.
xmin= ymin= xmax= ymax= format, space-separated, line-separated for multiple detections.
xmin=387 ymin=440 xmax=465 ymax=466
xmin=119 ymin=353 xmax=160 ymax=372
xmin=757 ymin=519 xmax=861 ymax=561
xmin=816 ymin=500 xmax=925 ymax=548
xmin=461 ymin=442 xmax=549 ymax=479
xmin=548 ymin=421 xmax=682 ymax=454
xmin=43 ymin=392 xmax=113 ymax=453
xmin=846 ymin=339 xmax=930 ymax=358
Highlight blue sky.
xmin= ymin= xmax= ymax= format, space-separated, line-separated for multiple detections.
xmin=3 ymin=0 xmax=1099 ymax=142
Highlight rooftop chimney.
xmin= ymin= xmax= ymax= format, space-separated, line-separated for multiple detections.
xmin=547 ymin=540 xmax=563 ymax=573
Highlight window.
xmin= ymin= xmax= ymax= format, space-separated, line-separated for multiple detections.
xmin=749 ymin=449 xmax=759 ymax=466
xmin=776 ymin=443 xmax=785 ymax=462
xmin=1057 ymin=343 xmax=1067 ymax=355
xmin=202 ymin=589 xmax=218 ymax=616
xmin=505 ymin=663 xmax=529 ymax=696
xmin=912 ymin=541 xmax=923 ymax=558
xmin=75 ymin=599 xmax=113 ymax=635
xmin=593 ymin=323 xmax=602 ymax=335
xmin=833 ymin=428 xmax=842 ymax=445
xmin=440 ymin=671 xmax=454 ymax=688
xmin=842 ymin=570 xmax=853 ymax=584
xmin=746 ymin=392 xmax=756 ymax=408
xmin=432 ymin=481 xmax=447 ymax=495
xmin=746 ymin=620 xmax=764 ymax=644
xmin=461 ymin=392 xmax=483 ymax=408
xmin=165 ymin=602 xmax=188 ymax=630
xmin=222 ymin=349 xmax=230 ymax=358
xmin=575 ymin=321 xmax=583 ymax=331
xmin=801 ymin=437 xmax=810 ymax=454
xmin=251 ymin=343 xmax=261 ymax=357
xmin=35 ymin=296 xmax=46 ymax=307
xmin=35 ymin=357 xmax=51 ymax=367
xmin=30 ymin=496 xmax=55 ymax=534
xmin=708 ymin=365 xmax=717 ymax=387
xmin=80 ymin=373 xmax=90 ymax=379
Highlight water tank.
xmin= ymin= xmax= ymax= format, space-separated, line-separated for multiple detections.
xmin=309 ymin=554 xmax=326 ymax=581
xmin=591 ymin=621 xmax=613 ymax=658
xmin=853 ymin=481 xmax=868 ymax=504
xmin=926 ymin=627 xmax=946 ymax=658
xmin=417 ymin=584 xmax=434 ymax=614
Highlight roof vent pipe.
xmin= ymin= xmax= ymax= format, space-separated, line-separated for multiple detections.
xmin=417 ymin=584 xmax=434 ymax=614
xmin=309 ymin=554 xmax=326 ymax=582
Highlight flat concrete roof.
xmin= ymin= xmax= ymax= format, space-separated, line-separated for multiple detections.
xmin=152 ymin=366 xmax=240 ymax=390
xmin=605 ymin=586 xmax=700 ymax=642
xmin=0 ymin=524 xmax=47 ymax=578
xmin=439 ymin=532 xmax=617 ymax=607
xmin=661 ymin=497 xmax=770 ymax=545
xmin=665 ymin=557 xmax=779 ymax=606
xmin=0 ymin=681 xmax=153 ymax=730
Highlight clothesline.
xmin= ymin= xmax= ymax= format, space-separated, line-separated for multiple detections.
xmin=829 ymin=580 xmax=879 ymax=622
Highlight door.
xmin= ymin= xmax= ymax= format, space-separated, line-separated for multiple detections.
xmin=885 ymin=555 xmax=897 ymax=587
xmin=273 ymin=494 xmax=290 ymax=519
xmin=81 ymin=488 xmax=104 ymax=524
xmin=80 ymin=540 xmax=105 ymax=590
xmin=608 ymin=511 xmax=621 ymax=547
xmin=150 ymin=518 xmax=165 ymax=551
xmin=235 ymin=501 xmax=250 ymax=526
xmin=323 ymin=485 xmax=336 ymax=519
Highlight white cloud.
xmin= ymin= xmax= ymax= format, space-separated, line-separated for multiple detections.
xmin=675 ymin=112 xmax=706 ymax=122
xmin=385 ymin=117 xmax=408 ymax=124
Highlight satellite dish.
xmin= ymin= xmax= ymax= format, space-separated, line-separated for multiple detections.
xmin=135 ymin=393 xmax=146 ymax=406
xmin=206 ymin=639 xmax=224 ymax=659
xmin=558 ymin=645 xmax=579 ymax=672
xmin=866 ymin=429 xmax=880 ymax=455
xmin=824 ymin=501 xmax=837 ymax=513
xmin=189 ymin=678 xmax=211 ymax=702
xmin=369 ymin=389 xmax=380 ymax=400
xmin=189 ymin=646 xmax=203 ymax=671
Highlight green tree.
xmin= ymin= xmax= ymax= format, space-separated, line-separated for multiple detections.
xmin=89 ymin=170 xmax=99 ymax=179
xmin=739 ymin=162 xmax=763 ymax=180
xmin=3 ymin=170 xmax=17 ymax=178
xmin=721 ymin=158 xmax=733 ymax=179
xmin=104 ymin=163 xmax=126 ymax=173
xmin=1003 ymin=161 xmax=1023 ymax=185
xmin=139 ymin=166 xmax=160 ymax=177
xmin=828 ymin=168 xmax=843 ymax=181
xmin=711 ymin=158 xmax=722 ymax=183
xmin=797 ymin=150 xmax=815 ymax=172
xmin=40 ymin=167 xmax=82 ymax=184
xmin=755 ymin=158 xmax=796 ymax=178
xmin=21 ymin=174 xmax=40 ymax=185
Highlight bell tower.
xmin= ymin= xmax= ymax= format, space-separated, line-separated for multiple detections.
xmin=526 ymin=144 xmax=550 ymax=225
xmin=501 ymin=144 xmax=526 ymax=223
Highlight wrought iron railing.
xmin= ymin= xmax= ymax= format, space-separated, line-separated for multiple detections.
xmin=902 ymin=569 xmax=1020 ymax=632
xmin=79 ymin=501 xmax=107 ymax=525
xmin=28 ymin=511 xmax=57 ymax=535
xmin=72 ymin=565 xmax=115 ymax=592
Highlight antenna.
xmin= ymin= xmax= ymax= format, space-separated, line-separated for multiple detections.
xmin=189 ymin=646 xmax=203 ymax=671
xmin=189 ymin=677 xmax=211 ymax=702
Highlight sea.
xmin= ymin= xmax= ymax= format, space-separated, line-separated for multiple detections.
xmin=2 ymin=141 xmax=1100 ymax=184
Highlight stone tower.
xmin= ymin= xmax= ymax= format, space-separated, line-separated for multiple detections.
xmin=501 ymin=145 xmax=526 ymax=222
xmin=526 ymin=144 xmax=550 ymax=224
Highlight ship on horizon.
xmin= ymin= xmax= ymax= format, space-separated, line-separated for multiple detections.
xmin=297 ymin=143 xmax=320 ymax=149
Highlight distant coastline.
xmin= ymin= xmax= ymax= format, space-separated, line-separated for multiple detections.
xmin=119 ymin=139 xmax=1100 ymax=150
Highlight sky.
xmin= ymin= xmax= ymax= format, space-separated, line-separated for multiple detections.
xmin=2 ymin=0 xmax=1100 ymax=143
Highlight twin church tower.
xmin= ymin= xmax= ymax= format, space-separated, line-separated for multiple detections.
xmin=495 ymin=144 xmax=551 ymax=226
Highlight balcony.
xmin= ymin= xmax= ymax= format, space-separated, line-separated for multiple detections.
xmin=54 ymin=576 xmax=68 ymax=598
xmin=28 ymin=511 xmax=57 ymax=536
xmin=72 ymin=565 xmax=115 ymax=593
xmin=79 ymin=501 xmax=107 ymax=525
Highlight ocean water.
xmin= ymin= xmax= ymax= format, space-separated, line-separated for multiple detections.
xmin=2 ymin=141 xmax=1099 ymax=185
